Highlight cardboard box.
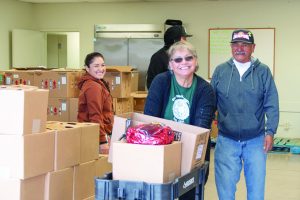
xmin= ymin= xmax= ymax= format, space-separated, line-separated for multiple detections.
xmin=130 ymin=70 xmax=139 ymax=92
xmin=69 ymin=98 xmax=79 ymax=122
xmin=211 ymin=120 xmax=218 ymax=138
xmin=112 ymin=97 xmax=133 ymax=115
xmin=62 ymin=122 xmax=99 ymax=163
xmin=47 ymin=97 xmax=70 ymax=122
xmin=34 ymin=70 xmax=81 ymax=98
xmin=2 ymin=70 xmax=35 ymax=86
xmin=105 ymin=66 xmax=133 ymax=98
xmin=44 ymin=168 xmax=74 ymax=200
xmin=0 ymin=85 xmax=48 ymax=135
xmin=113 ymin=141 xmax=181 ymax=184
xmin=131 ymin=91 xmax=148 ymax=113
xmin=73 ymin=160 xmax=96 ymax=200
xmin=47 ymin=97 xmax=78 ymax=122
xmin=95 ymin=155 xmax=112 ymax=177
xmin=1 ymin=69 xmax=17 ymax=85
xmin=0 ymin=130 xmax=55 ymax=179
xmin=83 ymin=196 xmax=95 ymax=200
xmin=211 ymin=111 xmax=218 ymax=138
xmin=0 ymin=174 xmax=46 ymax=200
xmin=109 ymin=112 xmax=210 ymax=176
xmin=46 ymin=121 xmax=81 ymax=170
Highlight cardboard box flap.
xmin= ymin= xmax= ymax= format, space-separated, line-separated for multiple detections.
xmin=13 ymin=66 xmax=48 ymax=70
xmin=106 ymin=66 xmax=135 ymax=72
xmin=0 ymin=85 xmax=39 ymax=91
xmin=131 ymin=91 xmax=148 ymax=98
xmin=116 ymin=112 xmax=209 ymax=134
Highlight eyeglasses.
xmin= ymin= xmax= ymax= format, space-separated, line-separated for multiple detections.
xmin=171 ymin=55 xmax=194 ymax=63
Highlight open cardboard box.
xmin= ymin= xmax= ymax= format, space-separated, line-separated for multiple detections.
xmin=109 ymin=112 xmax=210 ymax=176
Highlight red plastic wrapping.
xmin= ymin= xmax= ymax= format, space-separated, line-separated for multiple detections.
xmin=126 ymin=123 xmax=175 ymax=145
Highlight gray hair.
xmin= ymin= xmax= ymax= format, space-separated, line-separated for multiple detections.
xmin=167 ymin=41 xmax=199 ymax=72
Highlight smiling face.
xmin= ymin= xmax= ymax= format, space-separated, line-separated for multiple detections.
xmin=231 ymin=42 xmax=255 ymax=63
xmin=169 ymin=49 xmax=197 ymax=78
xmin=86 ymin=56 xmax=106 ymax=79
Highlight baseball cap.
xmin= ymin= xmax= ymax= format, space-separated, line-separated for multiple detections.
xmin=231 ymin=29 xmax=254 ymax=44
xmin=164 ymin=25 xmax=192 ymax=47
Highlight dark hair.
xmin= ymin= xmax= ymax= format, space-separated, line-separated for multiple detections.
xmin=84 ymin=52 xmax=104 ymax=68
xmin=84 ymin=52 xmax=110 ymax=92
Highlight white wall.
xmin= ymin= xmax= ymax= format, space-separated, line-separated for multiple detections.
xmin=0 ymin=0 xmax=36 ymax=69
xmin=3 ymin=0 xmax=300 ymax=138
xmin=67 ymin=32 xmax=80 ymax=68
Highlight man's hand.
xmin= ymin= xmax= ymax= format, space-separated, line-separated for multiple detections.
xmin=264 ymin=134 xmax=273 ymax=153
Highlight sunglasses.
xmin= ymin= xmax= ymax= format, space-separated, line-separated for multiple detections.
xmin=171 ymin=55 xmax=194 ymax=63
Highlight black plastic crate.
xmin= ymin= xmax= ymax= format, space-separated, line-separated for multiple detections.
xmin=95 ymin=162 xmax=208 ymax=200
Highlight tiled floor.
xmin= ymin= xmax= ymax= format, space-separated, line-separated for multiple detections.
xmin=204 ymin=149 xmax=300 ymax=200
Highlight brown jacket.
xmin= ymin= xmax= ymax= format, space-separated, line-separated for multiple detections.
xmin=77 ymin=73 xmax=114 ymax=144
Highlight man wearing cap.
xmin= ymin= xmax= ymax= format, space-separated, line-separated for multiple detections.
xmin=211 ymin=29 xmax=279 ymax=200
xmin=146 ymin=25 xmax=192 ymax=89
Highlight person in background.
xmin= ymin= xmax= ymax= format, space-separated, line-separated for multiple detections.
xmin=146 ymin=25 xmax=192 ymax=89
xmin=144 ymin=41 xmax=216 ymax=200
xmin=77 ymin=52 xmax=114 ymax=154
xmin=211 ymin=29 xmax=279 ymax=200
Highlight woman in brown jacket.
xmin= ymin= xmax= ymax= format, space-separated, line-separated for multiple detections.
xmin=77 ymin=52 xmax=114 ymax=154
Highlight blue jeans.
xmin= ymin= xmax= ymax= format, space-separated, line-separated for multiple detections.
xmin=214 ymin=134 xmax=267 ymax=200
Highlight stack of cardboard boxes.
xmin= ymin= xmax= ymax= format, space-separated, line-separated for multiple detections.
xmin=0 ymin=85 xmax=53 ymax=200
xmin=46 ymin=121 xmax=111 ymax=200
xmin=0 ymin=85 xmax=112 ymax=200
xmin=1 ymin=67 xmax=142 ymax=119
xmin=106 ymin=66 xmax=137 ymax=115
xmin=37 ymin=70 xmax=82 ymax=122
xmin=0 ymin=69 xmax=83 ymax=122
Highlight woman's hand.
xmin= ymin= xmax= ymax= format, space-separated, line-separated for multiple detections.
xmin=99 ymin=143 xmax=110 ymax=154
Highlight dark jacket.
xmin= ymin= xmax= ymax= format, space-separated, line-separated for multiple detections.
xmin=144 ymin=71 xmax=216 ymax=129
xmin=211 ymin=58 xmax=279 ymax=141
xmin=146 ymin=47 xmax=169 ymax=89
xmin=77 ymin=73 xmax=114 ymax=144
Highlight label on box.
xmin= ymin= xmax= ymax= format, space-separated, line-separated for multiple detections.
xmin=32 ymin=119 xmax=41 ymax=133
xmin=196 ymin=144 xmax=204 ymax=160
xmin=61 ymin=76 xmax=67 ymax=85
xmin=5 ymin=77 xmax=11 ymax=85
xmin=13 ymin=74 xmax=19 ymax=79
xmin=61 ymin=102 xmax=67 ymax=111
xmin=173 ymin=131 xmax=182 ymax=141
xmin=115 ymin=76 xmax=121 ymax=85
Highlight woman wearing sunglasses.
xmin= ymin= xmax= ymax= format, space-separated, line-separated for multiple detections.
xmin=144 ymin=41 xmax=216 ymax=200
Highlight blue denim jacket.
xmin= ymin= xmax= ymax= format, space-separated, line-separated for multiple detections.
xmin=211 ymin=58 xmax=279 ymax=141
xmin=144 ymin=71 xmax=216 ymax=129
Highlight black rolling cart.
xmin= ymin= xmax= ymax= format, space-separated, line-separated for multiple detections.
xmin=95 ymin=162 xmax=208 ymax=200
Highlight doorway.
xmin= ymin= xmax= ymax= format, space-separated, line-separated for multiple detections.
xmin=12 ymin=29 xmax=80 ymax=69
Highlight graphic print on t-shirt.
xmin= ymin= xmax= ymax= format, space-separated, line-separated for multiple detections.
xmin=172 ymin=95 xmax=190 ymax=123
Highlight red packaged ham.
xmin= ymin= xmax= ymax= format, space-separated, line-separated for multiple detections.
xmin=126 ymin=123 xmax=175 ymax=145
